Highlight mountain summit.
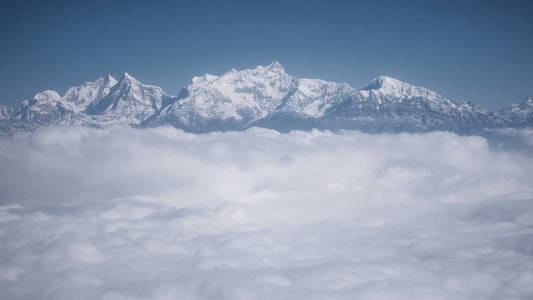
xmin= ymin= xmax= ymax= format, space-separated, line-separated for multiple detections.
xmin=1 ymin=62 xmax=531 ymax=134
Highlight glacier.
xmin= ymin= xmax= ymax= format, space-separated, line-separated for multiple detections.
xmin=0 ymin=61 xmax=531 ymax=134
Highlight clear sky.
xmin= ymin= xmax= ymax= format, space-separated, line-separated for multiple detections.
xmin=1 ymin=0 xmax=532 ymax=109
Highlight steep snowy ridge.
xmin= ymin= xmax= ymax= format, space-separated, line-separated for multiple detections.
xmin=1 ymin=62 xmax=532 ymax=134
xmin=63 ymin=75 xmax=118 ymax=112
xmin=85 ymin=72 xmax=172 ymax=125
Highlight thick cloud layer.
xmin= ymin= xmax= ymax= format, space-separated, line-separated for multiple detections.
xmin=1 ymin=126 xmax=533 ymax=299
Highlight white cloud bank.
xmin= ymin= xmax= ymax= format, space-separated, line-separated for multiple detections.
xmin=1 ymin=126 xmax=533 ymax=299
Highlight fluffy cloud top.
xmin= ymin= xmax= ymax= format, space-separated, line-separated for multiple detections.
xmin=1 ymin=126 xmax=532 ymax=299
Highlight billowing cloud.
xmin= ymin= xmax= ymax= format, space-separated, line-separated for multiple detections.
xmin=1 ymin=126 xmax=532 ymax=299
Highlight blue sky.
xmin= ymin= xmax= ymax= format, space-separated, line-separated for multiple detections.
xmin=0 ymin=0 xmax=532 ymax=108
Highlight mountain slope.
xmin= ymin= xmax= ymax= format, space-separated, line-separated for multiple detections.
xmin=1 ymin=62 xmax=531 ymax=134
xmin=318 ymin=76 xmax=493 ymax=133
xmin=148 ymin=62 xmax=360 ymax=132
xmin=63 ymin=75 xmax=118 ymax=112
xmin=84 ymin=73 xmax=173 ymax=125
xmin=147 ymin=62 xmax=297 ymax=131
xmin=1 ymin=73 xmax=174 ymax=132
xmin=4 ymin=90 xmax=73 ymax=131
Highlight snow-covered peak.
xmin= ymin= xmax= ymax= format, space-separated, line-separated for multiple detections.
xmin=2 ymin=63 xmax=532 ymax=134
xmin=255 ymin=61 xmax=287 ymax=76
xmin=113 ymin=72 xmax=166 ymax=92
xmin=503 ymin=97 xmax=533 ymax=114
xmin=113 ymin=72 xmax=169 ymax=94
xmin=261 ymin=61 xmax=285 ymax=73
xmin=118 ymin=72 xmax=140 ymax=86
xmin=362 ymin=76 xmax=403 ymax=90
xmin=187 ymin=62 xmax=289 ymax=90
xmin=63 ymin=75 xmax=118 ymax=112
xmin=229 ymin=61 xmax=287 ymax=79
xmin=99 ymin=74 xmax=117 ymax=88
xmin=108 ymin=72 xmax=150 ymax=100
xmin=360 ymin=76 xmax=442 ymax=102
xmin=191 ymin=74 xmax=218 ymax=85
xmin=185 ymin=62 xmax=294 ymax=109
xmin=33 ymin=90 xmax=62 ymax=104
xmin=156 ymin=62 xmax=296 ymax=128
xmin=83 ymin=72 xmax=171 ymax=125
xmin=9 ymin=90 xmax=71 ymax=126
xmin=496 ymin=97 xmax=533 ymax=127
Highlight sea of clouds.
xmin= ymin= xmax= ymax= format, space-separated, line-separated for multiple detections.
xmin=1 ymin=126 xmax=533 ymax=299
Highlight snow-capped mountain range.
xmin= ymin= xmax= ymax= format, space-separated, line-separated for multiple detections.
xmin=1 ymin=62 xmax=531 ymax=134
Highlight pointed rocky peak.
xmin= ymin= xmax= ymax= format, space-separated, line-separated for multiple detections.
xmin=114 ymin=72 xmax=167 ymax=94
xmin=105 ymin=73 xmax=116 ymax=82
xmin=117 ymin=72 xmax=140 ymax=86
xmin=112 ymin=73 xmax=153 ymax=92
xmin=107 ymin=72 xmax=146 ymax=98
xmin=83 ymin=70 xmax=171 ymax=120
